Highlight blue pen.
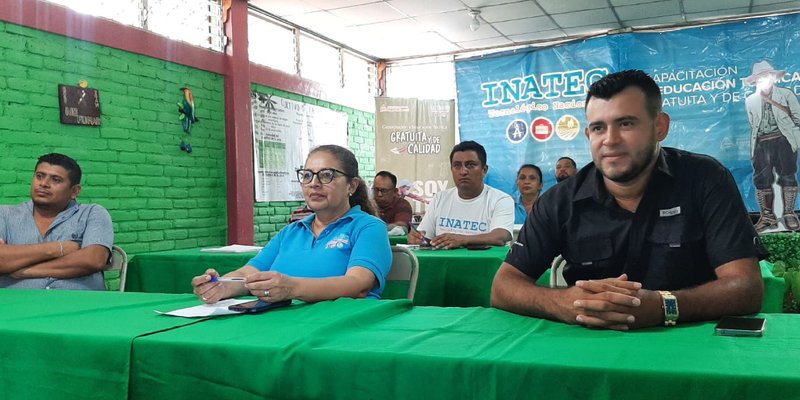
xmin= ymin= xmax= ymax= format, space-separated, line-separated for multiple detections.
xmin=410 ymin=226 xmax=432 ymax=246
xmin=209 ymin=276 xmax=246 ymax=283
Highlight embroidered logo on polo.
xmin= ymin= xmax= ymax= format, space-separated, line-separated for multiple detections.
xmin=659 ymin=206 xmax=681 ymax=217
xmin=325 ymin=233 xmax=350 ymax=249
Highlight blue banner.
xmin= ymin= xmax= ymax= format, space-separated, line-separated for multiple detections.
xmin=456 ymin=13 xmax=800 ymax=214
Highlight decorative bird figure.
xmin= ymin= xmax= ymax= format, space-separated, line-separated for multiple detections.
xmin=177 ymin=86 xmax=199 ymax=134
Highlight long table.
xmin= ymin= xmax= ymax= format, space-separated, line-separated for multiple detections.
xmin=125 ymin=246 xmax=510 ymax=307
xmin=126 ymin=248 xmax=256 ymax=294
xmin=127 ymin=247 xmax=784 ymax=312
xmin=3 ymin=290 xmax=799 ymax=400
xmin=412 ymin=246 xmax=508 ymax=306
xmin=130 ymin=298 xmax=800 ymax=400
xmin=0 ymin=290 xmax=201 ymax=400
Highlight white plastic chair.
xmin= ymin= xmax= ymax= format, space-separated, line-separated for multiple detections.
xmin=549 ymin=255 xmax=568 ymax=288
xmin=105 ymin=245 xmax=129 ymax=292
xmin=388 ymin=246 xmax=420 ymax=300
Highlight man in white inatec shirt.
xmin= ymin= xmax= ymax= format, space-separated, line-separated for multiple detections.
xmin=408 ymin=141 xmax=514 ymax=249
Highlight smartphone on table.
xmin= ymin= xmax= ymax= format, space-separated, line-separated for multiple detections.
xmin=228 ymin=299 xmax=291 ymax=314
xmin=714 ymin=316 xmax=766 ymax=337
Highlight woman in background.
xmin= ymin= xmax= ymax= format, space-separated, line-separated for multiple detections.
xmin=514 ymin=164 xmax=543 ymax=223
xmin=192 ymin=145 xmax=391 ymax=302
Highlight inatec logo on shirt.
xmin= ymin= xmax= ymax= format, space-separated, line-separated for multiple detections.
xmin=437 ymin=218 xmax=488 ymax=232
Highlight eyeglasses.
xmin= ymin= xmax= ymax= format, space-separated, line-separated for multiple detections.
xmin=296 ymin=168 xmax=350 ymax=184
xmin=372 ymin=187 xmax=394 ymax=196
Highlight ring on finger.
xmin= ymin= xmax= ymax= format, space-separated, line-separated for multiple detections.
xmin=263 ymin=289 xmax=270 ymax=297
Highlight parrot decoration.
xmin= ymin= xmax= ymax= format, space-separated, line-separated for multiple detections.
xmin=177 ymin=86 xmax=199 ymax=153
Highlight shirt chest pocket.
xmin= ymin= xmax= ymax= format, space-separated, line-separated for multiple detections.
xmin=647 ymin=215 xmax=703 ymax=249
xmin=645 ymin=215 xmax=704 ymax=278
xmin=564 ymin=236 xmax=614 ymax=282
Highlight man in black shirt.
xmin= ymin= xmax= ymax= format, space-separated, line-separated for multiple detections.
xmin=492 ymin=70 xmax=765 ymax=331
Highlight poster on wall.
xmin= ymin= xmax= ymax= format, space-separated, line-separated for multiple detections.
xmin=251 ymin=92 xmax=348 ymax=202
xmin=58 ymin=84 xmax=101 ymax=126
xmin=375 ymin=98 xmax=456 ymax=213
xmin=455 ymin=12 xmax=800 ymax=232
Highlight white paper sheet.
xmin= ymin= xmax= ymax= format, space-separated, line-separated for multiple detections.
xmin=155 ymin=299 xmax=253 ymax=318
xmin=200 ymin=244 xmax=263 ymax=253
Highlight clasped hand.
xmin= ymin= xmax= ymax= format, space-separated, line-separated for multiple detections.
xmin=563 ymin=274 xmax=644 ymax=331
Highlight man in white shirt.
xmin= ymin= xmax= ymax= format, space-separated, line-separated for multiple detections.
xmin=409 ymin=141 xmax=514 ymax=249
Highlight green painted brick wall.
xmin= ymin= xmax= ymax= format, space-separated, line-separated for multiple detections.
xmin=250 ymin=84 xmax=376 ymax=244
xmin=0 ymin=21 xmax=228 ymax=256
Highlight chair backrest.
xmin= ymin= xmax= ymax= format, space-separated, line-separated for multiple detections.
xmin=385 ymin=246 xmax=420 ymax=300
xmin=512 ymin=224 xmax=523 ymax=241
xmin=549 ymin=255 xmax=568 ymax=288
xmin=105 ymin=245 xmax=129 ymax=292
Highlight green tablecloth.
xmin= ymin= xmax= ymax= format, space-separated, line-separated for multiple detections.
xmin=388 ymin=235 xmax=407 ymax=245
xmin=126 ymin=247 xmax=785 ymax=312
xmin=3 ymin=291 xmax=799 ymax=400
xmin=125 ymin=246 xmax=510 ymax=307
xmin=0 ymin=290 xmax=202 ymax=400
xmin=129 ymin=298 xmax=800 ymax=400
xmin=412 ymin=246 xmax=508 ymax=307
xmin=126 ymin=248 xmax=258 ymax=293
xmin=130 ymin=298 xmax=412 ymax=400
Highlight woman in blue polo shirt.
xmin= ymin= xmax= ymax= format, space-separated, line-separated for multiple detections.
xmin=192 ymin=145 xmax=391 ymax=302
xmin=514 ymin=164 xmax=543 ymax=223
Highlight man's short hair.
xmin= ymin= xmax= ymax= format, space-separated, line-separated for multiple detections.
xmin=557 ymin=157 xmax=576 ymax=168
xmin=375 ymin=170 xmax=398 ymax=187
xmin=585 ymin=69 xmax=662 ymax=118
xmin=36 ymin=153 xmax=81 ymax=185
xmin=450 ymin=140 xmax=487 ymax=166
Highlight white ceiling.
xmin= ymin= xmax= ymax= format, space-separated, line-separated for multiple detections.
xmin=249 ymin=0 xmax=800 ymax=60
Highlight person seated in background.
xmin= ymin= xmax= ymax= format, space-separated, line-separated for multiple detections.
xmin=492 ymin=70 xmax=765 ymax=330
xmin=408 ymin=140 xmax=514 ymax=249
xmin=0 ymin=153 xmax=113 ymax=290
xmin=193 ymin=145 xmax=392 ymax=303
xmin=515 ymin=164 xmax=543 ymax=223
xmin=555 ymin=156 xmax=577 ymax=182
xmin=372 ymin=170 xmax=413 ymax=235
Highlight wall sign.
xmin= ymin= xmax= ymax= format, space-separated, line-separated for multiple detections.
xmin=58 ymin=84 xmax=101 ymax=126
xmin=251 ymin=92 xmax=348 ymax=202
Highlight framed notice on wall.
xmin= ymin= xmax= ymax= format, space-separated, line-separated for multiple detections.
xmin=251 ymin=92 xmax=348 ymax=202
xmin=58 ymin=84 xmax=101 ymax=126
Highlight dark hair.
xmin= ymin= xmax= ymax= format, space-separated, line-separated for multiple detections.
xmin=308 ymin=145 xmax=376 ymax=216
xmin=585 ymin=69 xmax=662 ymax=118
xmin=449 ymin=140 xmax=487 ymax=166
xmin=36 ymin=153 xmax=81 ymax=185
xmin=516 ymin=164 xmax=542 ymax=181
xmin=557 ymin=157 xmax=576 ymax=168
xmin=374 ymin=170 xmax=398 ymax=187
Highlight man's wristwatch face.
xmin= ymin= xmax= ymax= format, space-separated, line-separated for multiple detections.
xmin=659 ymin=291 xmax=679 ymax=326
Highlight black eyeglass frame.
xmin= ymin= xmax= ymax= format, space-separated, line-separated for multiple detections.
xmin=371 ymin=187 xmax=395 ymax=196
xmin=296 ymin=168 xmax=352 ymax=184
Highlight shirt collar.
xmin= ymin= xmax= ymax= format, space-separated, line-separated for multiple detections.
xmin=25 ymin=200 xmax=79 ymax=215
xmin=298 ymin=205 xmax=361 ymax=230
